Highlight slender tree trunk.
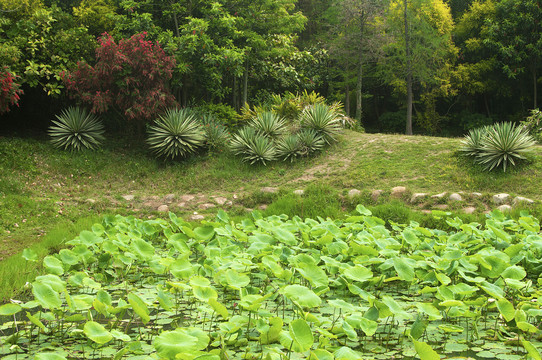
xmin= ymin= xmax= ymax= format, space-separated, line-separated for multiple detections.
xmin=233 ymin=76 xmax=238 ymax=111
xmin=345 ymin=61 xmax=350 ymax=117
xmin=533 ymin=66 xmax=538 ymax=109
xmin=355 ymin=16 xmax=365 ymax=123
xmin=404 ymin=0 xmax=413 ymax=135
xmin=242 ymin=60 xmax=248 ymax=107
xmin=484 ymin=93 xmax=491 ymax=117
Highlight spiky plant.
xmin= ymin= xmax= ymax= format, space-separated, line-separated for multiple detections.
xmin=476 ymin=122 xmax=536 ymax=172
xmin=48 ymin=107 xmax=105 ymax=151
xmin=300 ymin=103 xmax=342 ymax=145
xmin=201 ymin=114 xmax=229 ymax=151
xmin=276 ymin=135 xmax=302 ymax=162
xmin=147 ymin=108 xmax=205 ymax=159
xmin=250 ymin=111 xmax=287 ymax=140
xmin=297 ymin=129 xmax=325 ymax=155
xmin=230 ymin=126 xmax=277 ymax=165
xmin=459 ymin=126 xmax=489 ymax=157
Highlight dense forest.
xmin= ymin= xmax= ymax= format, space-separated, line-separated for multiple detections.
xmin=1 ymin=0 xmax=541 ymax=135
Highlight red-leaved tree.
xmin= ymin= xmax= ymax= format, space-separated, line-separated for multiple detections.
xmin=63 ymin=32 xmax=177 ymax=130
xmin=0 ymin=67 xmax=23 ymax=114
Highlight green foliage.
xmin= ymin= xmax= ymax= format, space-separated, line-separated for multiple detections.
xmin=196 ymin=103 xmax=241 ymax=129
xmin=48 ymin=107 xmax=105 ymax=151
xmin=378 ymin=111 xmax=406 ymax=133
xmin=250 ymin=111 xmax=288 ymax=140
xmin=300 ymin=103 xmax=343 ymax=144
xmin=522 ymin=109 xmax=542 ymax=143
xmin=457 ymin=111 xmax=493 ymax=131
xmin=201 ymin=114 xmax=230 ymax=151
xmin=459 ymin=126 xmax=489 ymax=157
xmin=146 ymin=108 xmax=205 ymax=159
xmin=230 ymin=127 xmax=277 ymax=165
xmin=297 ymin=129 xmax=325 ymax=155
xmin=276 ymin=135 xmax=302 ymax=162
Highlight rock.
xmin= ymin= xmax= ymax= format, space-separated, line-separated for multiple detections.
xmin=245 ymin=208 xmax=254 ymax=213
xmin=122 ymin=195 xmax=135 ymax=201
xmin=435 ymin=204 xmax=449 ymax=210
xmin=449 ymin=193 xmax=463 ymax=202
xmin=190 ymin=214 xmax=205 ymax=221
xmin=180 ymin=195 xmax=196 ymax=202
xmin=431 ymin=192 xmax=447 ymax=199
xmin=199 ymin=203 xmax=216 ymax=210
xmin=410 ymin=193 xmax=427 ymax=203
xmin=149 ymin=195 xmax=160 ymax=201
xmin=157 ymin=205 xmax=169 ymax=212
xmin=214 ymin=197 xmax=228 ymax=205
xmin=492 ymin=193 xmax=510 ymax=205
xmin=164 ymin=194 xmax=176 ymax=203
xmin=471 ymin=192 xmax=483 ymax=197
xmin=233 ymin=194 xmax=239 ymax=199
xmin=348 ymin=189 xmax=361 ymax=198
xmin=421 ymin=210 xmax=432 ymax=214
xmin=391 ymin=186 xmax=406 ymax=198
xmin=259 ymin=204 xmax=268 ymax=211
xmin=371 ymin=190 xmax=383 ymax=202
xmin=224 ymin=201 xmax=233 ymax=207
xmin=512 ymin=196 xmax=534 ymax=206
xmin=497 ymin=204 xmax=512 ymax=212
xmin=176 ymin=202 xmax=186 ymax=208
xmin=463 ymin=206 xmax=476 ymax=214
xmin=261 ymin=187 xmax=279 ymax=194
xmin=293 ymin=189 xmax=304 ymax=196
xmin=86 ymin=199 xmax=96 ymax=204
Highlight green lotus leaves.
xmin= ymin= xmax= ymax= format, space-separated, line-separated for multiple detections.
xmin=22 ymin=248 xmax=38 ymax=262
xmin=289 ymin=318 xmax=313 ymax=352
xmin=154 ymin=328 xmax=210 ymax=359
xmin=496 ymin=298 xmax=515 ymax=322
xmin=283 ymin=285 xmax=321 ymax=308
xmin=342 ymin=265 xmax=373 ymax=283
xmin=296 ymin=263 xmax=329 ymax=288
xmin=411 ymin=337 xmax=440 ymax=360
xmin=132 ymin=238 xmax=155 ymax=261
xmin=170 ymin=257 xmax=194 ymax=279
xmin=127 ymin=292 xmax=150 ymax=324
xmin=35 ymin=353 xmax=67 ymax=360
xmin=0 ymin=303 xmax=21 ymax=316
xmin=32 ymin=282 xmax=61 ymax=309
xmin=334 ymin=346 xmax=362 ymax=360
xmin=193 ymin=226 xmax=216 ymax=241
xmin=224 ymin=269 xmax=250 ymax=289
xmin=392 ymin=257 xmax=415 ymax=282
xmin=43 ymin=255 xmax=64 ymax=275
xmin=84 ymin=321 xmax=112 ymax=344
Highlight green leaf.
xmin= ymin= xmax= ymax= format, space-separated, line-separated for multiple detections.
xmin=334 ymin=346 xmax=362 ymax=360
xmin=0 ymin=303 xmax=21 ymax=316
xmin=410 ymin=315 xmax=427 ymax=340
xmin=170 ymin=257 xmax=193 ymax=279
xmin=32 ymin=282 xmax=61 ymax=309
xmin=225 ymin=269 xmax=250 ymax=289
xmin=84 ymin=321 xmax=112 ymax=344
xmin=283 ymin=285 xmax=321 ymax=308
xmin=289 ymin=319 xmax=314 ymax=352
xmin=43 ymin=255 xmax=64 ymax=275
xmin=132 ymin=238 xmax=155 ymax=261
xmin=209 ymin=298 xmax=229 ymax=319
xmin=297 ymin=263 xmax=329 ymax=288
xmin=342 ymin=265 xmax=373 ymax=283
xmin=411 ymin=336 xmax=440 ymax=360
xmin=496 ymin=299 xmax=515 ymax=322
xmin=26 ymin=311 xmax=46 ymax=331
xmin=416 ymin=303 xmax=442 ymax=320
xmin=393 ymin=258 xmax=415 ymax=282
xmin=310 ymin=349 xmax=334 ymax=360
xmin=22 ymin=248 xmax=38 ymax=261
xmin=521 ymin=339 xmax=541 ymax=360
xmin=127 ymin=292 xmax=150 ymax=324
xmin=501 ymin=265 xmax=526 ymax=280
xmin=381 ymin=295 xmax=409 ymax=319
xmin=359 ymin=317 xmax=378 ymax=336
xmin=154 ymin=329 xmax=198 ymax=359
xmin=35 ymin=353 xmax=67 ymax=360
xmin=193 ymin=226 xmax=216 ymax=241
xmin=216 ymin=209 xmax=230 ymax=223
xmin=355 ymin=204 xmax=372 ymax=216
xmin=402 ymin=229 xmax=420 ymax=246
xmin=273 ymin=227 xmax=297 ymax=246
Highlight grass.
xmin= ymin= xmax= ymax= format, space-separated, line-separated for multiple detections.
xmin=1 ymin=130 xmax=542 ymax=301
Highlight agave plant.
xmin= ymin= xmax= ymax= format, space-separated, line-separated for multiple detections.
xmin=476 ymin=122 xmax=536 ymax=172
xmin=459 ymin=126 xmax=489 ymax=157
xmin=297 ymin=129 xmax=325 ymax=155
xmin=201 ymin=114 xmax=229 ymax=151
xmin=276 ymin=135 xmax=302 ymax=162
xmin=300 ymin=103 xmax=342 ymax=145
xmin=48 ymin=107 xmax=105 ymax=151
xmin=230 ymin=126 xmax=276 ymax=165
xmin=250 ymin=111 xmax=287 ymax=140
xmin=147 ymin=108 xmax=205 ymax=159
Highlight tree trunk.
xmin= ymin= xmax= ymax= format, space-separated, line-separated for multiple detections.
xmin=233 ymin=76 xmax=238 ymax=111
xmin=533 ymin=66 xmax=538 ymax=109
xmin=242 ymin=60 xmax=248 ymax=107
xmin=345 ymin=61 xmax=350 ymax=117
xmin=356 ymin=59 xmax=363 ymax=122
xmin=404 ymin=0 xmax=413 ymax=135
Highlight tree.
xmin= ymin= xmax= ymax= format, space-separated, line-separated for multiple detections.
xmin=382 ymin=0 xmax=457 ymax=134
xmin=0 ymin=67 xmax=23 ymax=114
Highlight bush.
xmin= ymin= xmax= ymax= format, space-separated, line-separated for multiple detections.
xmin=378 ymin=111 xmax=405 ymax=133
xmin=229 ymin=126 xmax=277 ymax=165
xmin=297 ymin=129 xmax=325 ymax=155
xmin=250 ymin=111 xmax=287 ymax=140
xmin=276 ymin=135 xmax=302 ymax=162
xmin=147 ymin=108 xmax=205 ymax=159
xmin=522 ymin=109 xmax=542 ymax=143
xmin=201 ymin=114 xmax=230 ymax=152
xmin=459 ymin=126 xmax=489 ymax=157
xmin=0 ymin=67 xmax=23 ymax=114
xmin=300 ymin=103 xmax=342 ymax=145
xmin=196 ymin=103 xmax=241 ymax=128
xmin=457 ymin=111 xmax=493 ymax=131
xmin=48 ymin=107 xmax=105 ymax=151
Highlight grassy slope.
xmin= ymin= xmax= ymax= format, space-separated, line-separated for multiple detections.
xmin=1 ymin=131 xmax=541 ymax=300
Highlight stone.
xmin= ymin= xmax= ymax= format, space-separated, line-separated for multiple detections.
xmin=224 ymin=201 xmax=233 ymax=207
xmin=512 ymin=196 xmax=534 ymax=206
xmin=190 ymin=214 xmax=205 ymax=221
xmin=157 ymin=205 xmax=169 ymax=212
xmin=391 ymin=186 xmax=406 ymax=197
xmin=86 ymin=199 xmax=96 ymax=204
xmin=348 ymin=189 xmax=361 ymax=198
xmin=463 ymin=206 xmax=476 ymax=214
xmin=199 ymin=203 xmax=216 ymax=210
xmin=214 ymin=197 xmax=228 ymax=205
xmin=233 ymin=194 xmax=239 ymax=199
xmin=497 ymin=204 xmax=512 ymax=212
xmin=245 ymin=208 xmax=254 ymax=212
xmin=149 ymin=195 xmax=160 ymax=201
xmin=431 ymin=192 xmax=447 ymax=199
xmin=435 ymin=204 xmax=449 ymax=210
xmin=449 ymin=193 xmax=463 ymax=201
xmin=259 ymin=204 xmax=268 ymax=211
xmin=421 ymin=210 xmax=432 ymax=215
xmin=164 ymin=194 xmax=176 ymax=203
xmin=261 ymin=187 xmax=279 ymax=194
xmin=122 ymin=195 xmax=135 ymax=201
xmin=180 ymin=194 xmax=196 ymax=202
xmin=293 ymin=189 xmax=304 ymax=196
xmin=371 ymin=190 xmax=383 ymax=202
xmin=471 ymin=192 xmax=483 ymax=197
xmin=410 ymin=193 xmax=427 ymax=203
xmin=176 ymin=202 xmax=187 ymax=208
xmin=492 ymin=193 xmax=510 ymax=205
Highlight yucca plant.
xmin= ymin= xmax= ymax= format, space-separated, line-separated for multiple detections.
xmin=300 ymin=103 xmax=342 ymax=145
xmin=147 ymin=108 xmax=205 ymax=159
xmin=276 ymin=135 xmax=302 ymax=162
xmin=476 ymin=122 xmax=536 ymax=172
xmin=230 ymin=126 xmax=277 ymax=165
xmin=250 ymin=111 xmax=287 ymax=140
xmin=48 ymin=107 xmax=105 ymax=151
xmin=459 ymin=126 xmax=489 ymax=157
xmin=201 ymin=114 xmax=229 ymax=151
xmin=297 ymin=129 xmax=325 ymax=155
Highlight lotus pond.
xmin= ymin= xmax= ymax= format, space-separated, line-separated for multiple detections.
xmin=0 ymin=206 xmax=541 ymax=360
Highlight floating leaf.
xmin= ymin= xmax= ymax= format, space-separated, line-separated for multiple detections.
xmin=289 ymin=319 xmax=314 ymax=352
xmin=154 ymin=329 xmax=198 ymax=359
xmin=127 ymin=292 xmax=150 ymax=324
xmin=84 ymin=321 xmax=112 ymax=344
xmin=393 ymin=258 xmax=414 ymax=282
xmin=334 ymin=346 xmax=362 ymax=360
xmin=496 ymin=299 xmax=515 ymax=322
xmin=35 ymin=353 xmax=67 ymax=360
xmin=283 ymin=285 xmax=321 ymax=308
xmin=32 ymin=282 xmax=61 ymax=309
xmin=411 ymin=337 xmax=440 ymax=360
xmin=0 ymin=303 xmax=21 ymax=316
xmin=342 ymin=265 xmax=373 ymax=283
xmin=43 ymin=255 xmax=64 ymax=275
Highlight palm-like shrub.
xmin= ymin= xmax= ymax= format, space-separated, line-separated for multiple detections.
xmin=230 ymin=126 xmax=277 ymax=165
xmin=201 ymin=114 xmax=229 ymax=151
xmin=250 ymin=111 xmax=287 ymax=140
xmin=459 ymin=126 xmax=489 ymax=157
xmin=147 ymin=108 xmax=205 ymax=159
xmin=300 ymin=103 xmax=342 ymax=145
xmin=276 ymin=135 xmax=302 ymax=162
xmin=476 ymin=122 xmax=536 ymax=172
xmin=48 ymin=106 xmax=105 ymax=151
xmin=297 ymin=129 xmax=325 ymax=155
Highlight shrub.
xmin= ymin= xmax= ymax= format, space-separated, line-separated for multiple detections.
xmin=230 ymin=126 xmax=276 ymax=165
xmin=297 ymin=129 xmax=325 ymax=155
xmin=250 ymin=111 xmax=287 ymax=140
xmin=0 ymin=67 xmax=23 ymax=114
xmin=300 ymin=103 xmax=342 ymax=145
xmin=196 ymin=103 xmax=241 ymax=128
xmin=476 ymin=122 xmax=536 ymax=172
xmin=201 ymin=114 xmax=230 ymax=151
xmin=459 ymin=126 xmax=489 ymax=158
xmin=147 ymin=108 xmax=205 ymax=159
xmin=276 ymin=135 xmax=302 ymax=162
xmin=48 ymin=107 xmax=105 ymax=151
xmin=63 ymin=32 xmax=176 ymax=130
xmin=522 ymin=109 xmax=542 ymax=143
